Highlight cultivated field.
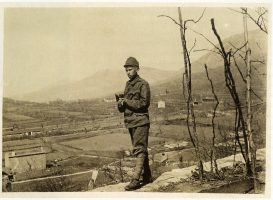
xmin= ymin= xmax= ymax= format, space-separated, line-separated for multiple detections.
xmin=2 ymin=88 xmax=266 ymax=192
xmin=60 ymin=133 xmax=165 ymax=152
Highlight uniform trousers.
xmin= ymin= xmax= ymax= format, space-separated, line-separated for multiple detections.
xmin=128 ymin=124 xmax=150 ymax=180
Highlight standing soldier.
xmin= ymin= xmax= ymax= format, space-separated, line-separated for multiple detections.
xmin=116 ymin=57 xmax=153 ymax=191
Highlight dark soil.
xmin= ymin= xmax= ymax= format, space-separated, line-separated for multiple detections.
xmin=157 ymin=160 xmax=265 ymax=194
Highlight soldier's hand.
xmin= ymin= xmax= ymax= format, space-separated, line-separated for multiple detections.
xmin=118 ymin=98 xmax=125 ymax=107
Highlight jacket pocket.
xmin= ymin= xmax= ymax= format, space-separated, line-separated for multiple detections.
xmin=127 ymin=91 xmax=140 ymax=100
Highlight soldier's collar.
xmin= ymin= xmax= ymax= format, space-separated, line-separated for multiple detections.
xmin=128 ymin=74 xmax=140 ymax=85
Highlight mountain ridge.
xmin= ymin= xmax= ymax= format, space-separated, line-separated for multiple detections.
xmin=13 ymin=67 xmax=179 ymax=102
xmin=9 ymin=29 xmax=267 ymax=102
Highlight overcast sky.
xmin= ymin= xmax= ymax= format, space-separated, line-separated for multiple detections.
xmin=3 ymin=6 xmax=263 ymax=97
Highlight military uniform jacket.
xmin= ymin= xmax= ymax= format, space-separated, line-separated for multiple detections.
xmin=118 ymin=75 xmax=150 ymax=128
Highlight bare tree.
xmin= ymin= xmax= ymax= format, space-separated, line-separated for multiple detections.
xmin=204 ymin=64 xmax=220 ymax=176
xmin=229 ymin=7 xmax=268 ymax=34
xmin=158 ymin=7 xmax=206 ymax=180
xmin=243 ymin=8 xmax=258 ymax=192
xmin=226 ymin=7 xmax=266 ymax=191
xmin=210 ymin=18 xmax=252 ymax=176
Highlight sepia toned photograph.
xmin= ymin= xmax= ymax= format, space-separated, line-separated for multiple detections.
xmin=1 ymin=4 xmax=270 ymax=196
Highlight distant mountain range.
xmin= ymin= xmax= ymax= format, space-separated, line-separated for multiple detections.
xmin=154 ymin=29 xmax=267 ymax=101
xmin=13 ymin=67 xmax=178 ymax=102
xmin=10 ymin=29 xmax=267 ymax=102
xmin=190 ymin=29 xmax=267 ymax=73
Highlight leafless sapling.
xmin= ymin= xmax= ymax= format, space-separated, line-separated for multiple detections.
xmin=210 ymin=18 xmax=252 ymax=176
xmin=158 ymin=7 xmax=206 ymax=180
xmin=204 ymin=64 xmax=220 ymax=176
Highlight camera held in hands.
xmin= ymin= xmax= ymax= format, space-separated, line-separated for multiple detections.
xmin=115 ymin=93 xmax=125 ymax=102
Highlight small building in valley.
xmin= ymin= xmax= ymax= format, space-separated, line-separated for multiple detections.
xmin=5 ymin=148 xmax=46 ymax=174
xmin=158 ymin=100 xmax=166 ymax=109
xmin=202 ymin=96 xmax=215 ymax=102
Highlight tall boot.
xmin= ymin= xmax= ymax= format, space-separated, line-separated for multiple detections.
xmin=124 ymin=155 xmax=145 ymax=191
xmin=143 ymin=154 xmax=153 ymax=184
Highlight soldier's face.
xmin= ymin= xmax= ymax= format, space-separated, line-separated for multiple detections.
xmin=125 ymin=66 xmax=138 ymax=80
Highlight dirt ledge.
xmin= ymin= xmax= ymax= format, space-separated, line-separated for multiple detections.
xmin=90 ymin=148 xmax=265 ymax=192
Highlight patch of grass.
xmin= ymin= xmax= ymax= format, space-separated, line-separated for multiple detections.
xmin=3 ymin=113 xmax=34 ymax=121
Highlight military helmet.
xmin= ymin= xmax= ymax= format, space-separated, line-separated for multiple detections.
xmin=124 ymin=57 xmax=139 ymax=68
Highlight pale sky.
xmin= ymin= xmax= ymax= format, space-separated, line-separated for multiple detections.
xmin=3 ymin=6 xmax=262 ymax=97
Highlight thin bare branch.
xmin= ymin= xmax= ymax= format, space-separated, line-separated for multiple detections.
xmin=232 ymin=56 xmax=264 ymax=102
xmin=229 ymin=7 xmax=268 ymax=33
xmin=232 ymin=56 xmax=246 ymax=83
xmin=193 ymin=48 xmax=222 ymax=56
xmin=251 ymin=89 xmax=264 ymax=102
xmin=260 ymin=14 xmax=267 ymax=31
xmin=250 ymin=60 xmax=265 ymax=65
xmin=257 ymin=9 xmax=267 ymax=24
xmin=239 ymin=53 xmax=247 ymax=66
xmin=189 ymin=38 xmax=197 ymax=55
xmin=157 ymin=15 xmax=183 ymax=29
xmin=189 ymin=27 xmax=222 ymax=55
xmin=256 ymin=42 xmax=262 ymax=50
xmin=229 ymin=42 xmax=248 ymax=56
xmin=227 ymin=8 xmax=242 ymax=14
xmin=240 ymin=7 xmax=268 ymax=34
xmin=184 ymin=8 xmax=206 ymax=25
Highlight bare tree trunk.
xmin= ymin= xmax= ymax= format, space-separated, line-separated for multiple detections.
xmin=204 ymin=64 xmax=220 ymax=176
xmin=178 ymin=7 xmax=203 ymax=180
xmin=210 ymin=18 xmax=252 ymax=176
xmin=158 ymin=6 xmax=205 ymax=181
xmin=243 ymin=9 xmax=257 ymax=192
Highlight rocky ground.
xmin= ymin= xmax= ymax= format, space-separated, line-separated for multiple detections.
xmin=91 ymin=148 xmax=266 ymax=193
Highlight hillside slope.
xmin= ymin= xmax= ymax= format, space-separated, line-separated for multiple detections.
xmin=15 ymin=67 xmax=178 ymax=102
xmin=13 ymin=29 xmax=267 ymax=102
xmin=153 ymin=29 xmax=267 ymax=102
